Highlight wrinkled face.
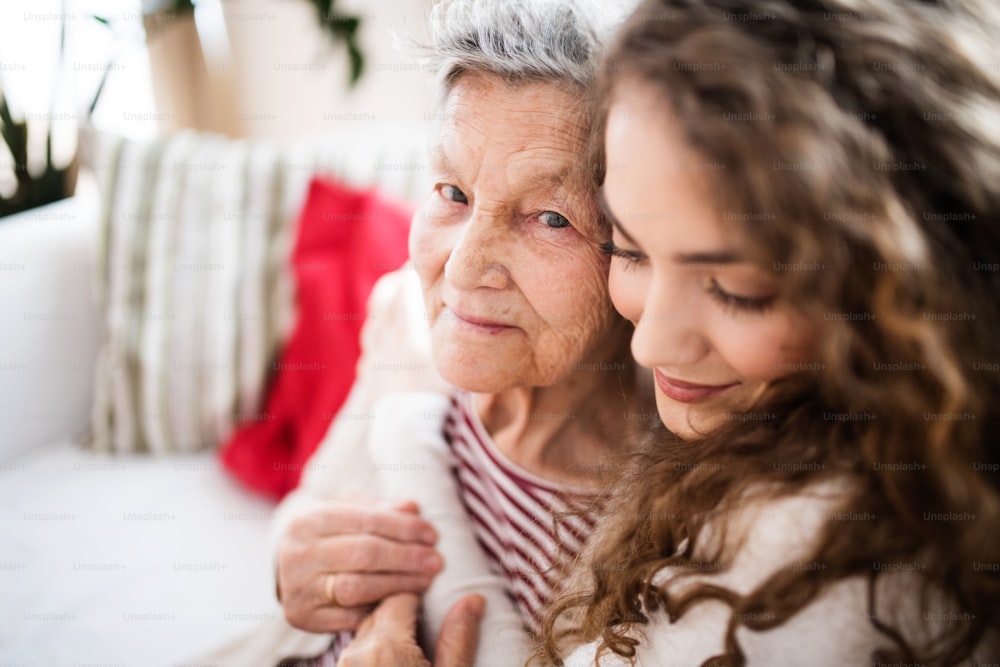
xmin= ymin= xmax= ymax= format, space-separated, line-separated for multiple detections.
xmin=410 ymin=72 xmax=618 ymax=393
xmin=603 ymin=82 xmax=817 ymax=438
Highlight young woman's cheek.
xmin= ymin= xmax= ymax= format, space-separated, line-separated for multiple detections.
xmin=713 ymin=310 xmax=817 ymax=382
xmin=608 ymin=263 xmax=646 ymax=324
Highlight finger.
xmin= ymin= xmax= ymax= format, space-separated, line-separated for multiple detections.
xmin=283 ymin=602 xmax=372 ymax=634
xmin=296 ymin=501 xmax=437 ymax=545
xmin=434 ymin=594 xmax=485 ymax=667
xmin=321 ymin=534 xmax=444 ymax=575
xmin=368 ymin=592 xmax=422 ymax=639
xmin=325 ymin=572 xmax=435 ymax=608
xmin=339 ymin=594 xmax=428 ymax=667
xmin=393 ymin=499 xmax=420 ymax=514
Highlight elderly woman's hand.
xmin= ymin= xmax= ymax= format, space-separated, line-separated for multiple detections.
xmin=337 ymin=593 xmax=484 ymax=667
xmin=276 ymin=499 xmax=444 ymax=633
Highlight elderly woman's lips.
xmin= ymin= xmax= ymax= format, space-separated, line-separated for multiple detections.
xmin=447 ymin=307 xmax=515 ymax=332
xmin=654 ymin=369 xmax=738 ymax=404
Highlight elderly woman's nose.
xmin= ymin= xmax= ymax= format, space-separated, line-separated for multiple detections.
xmin=443 ymin=211 xmax=511 ymax=291
xmin=631 ymin=285 xmax=708 ymax=369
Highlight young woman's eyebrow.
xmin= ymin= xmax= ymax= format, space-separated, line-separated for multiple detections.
xmin=598 ymin=189 xmax=638 ymax=245
xmin=599 ymin=189 xmax=745 ymax=264
xmin=673 ymin=251 xmax=741 ymax=265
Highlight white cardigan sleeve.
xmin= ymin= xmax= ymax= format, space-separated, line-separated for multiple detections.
xmin=367 ymin=392 xmax=533 ymax=666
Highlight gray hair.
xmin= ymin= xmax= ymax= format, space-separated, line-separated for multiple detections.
xmin=422 ymin=0 xmax=627 ymax=103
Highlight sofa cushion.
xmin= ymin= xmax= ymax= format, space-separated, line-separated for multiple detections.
xmin=219 ymin=176 xmax=412 ymax=499
xmin=82 ymin=125 xmax=429 ymax=456
xmin=86 ymin=129 xmax=301 ymax=454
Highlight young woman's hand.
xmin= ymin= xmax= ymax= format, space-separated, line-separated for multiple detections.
xmin=337 ymin=593 xmax=485 ymax=667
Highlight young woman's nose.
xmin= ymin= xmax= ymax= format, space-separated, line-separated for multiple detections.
xmin=630 ymin=281 xmax=709 ymax=370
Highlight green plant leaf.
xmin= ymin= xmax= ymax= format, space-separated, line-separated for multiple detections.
xmin=308 ymin=0 xmax=365 ymax=87
xmin=168 ymin=0 xmax=195 ymax=14
xmin=330 ymin=16 xmax=359 ymax=33
xmin=347 ymin=42 xmax=363 ymax=87
xmin=0 ymin=93 xmax=29 ymax=175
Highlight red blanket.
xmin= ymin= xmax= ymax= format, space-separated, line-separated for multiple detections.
xmin=221 ymin=176 xmax=412 ymax=499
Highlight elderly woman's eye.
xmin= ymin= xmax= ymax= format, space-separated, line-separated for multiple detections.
xmin=439 ymin=184 xmax=468 ymax=204
xmin=540 ymin=211 xmax=571 ymax=228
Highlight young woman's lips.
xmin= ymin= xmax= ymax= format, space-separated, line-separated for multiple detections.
xmin=654 ymin=369 xmax=738 ymax=404
xmin=448 ymin=307 xmax=515 ymax=334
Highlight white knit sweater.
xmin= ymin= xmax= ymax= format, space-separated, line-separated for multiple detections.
xmin=564 ymin=485 xmax=997 ymax=666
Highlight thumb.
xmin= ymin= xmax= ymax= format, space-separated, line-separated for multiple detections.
xmin=369 ymin=592 xmax=421 ymax=638
xmin=391 ymin=499 xmax=421 ymax=514
xmin=434 ymin=594 xmax=485 ymax=667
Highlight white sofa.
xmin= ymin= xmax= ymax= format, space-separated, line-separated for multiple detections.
xmin=0 ymin=178 xmax=282 ymax=667
xmin=0 ymin=126 xmax=428 ymax=666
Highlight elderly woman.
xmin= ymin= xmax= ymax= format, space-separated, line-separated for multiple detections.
xmin=204 ymin=0 xmax=648 ymax=665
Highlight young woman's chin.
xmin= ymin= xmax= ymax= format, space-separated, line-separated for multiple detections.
xmin=653 ymin=391 xmax=713 ymax=439
xmin=653 ymin=383 xmax=759 ymax=440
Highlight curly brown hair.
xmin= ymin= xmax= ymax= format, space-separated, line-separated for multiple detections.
xmin=536 ymin=0 xmax=1000 ymax=665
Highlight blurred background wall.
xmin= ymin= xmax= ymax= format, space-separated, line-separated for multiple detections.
xmin=0 ymin=0 xmax=437 ymax=211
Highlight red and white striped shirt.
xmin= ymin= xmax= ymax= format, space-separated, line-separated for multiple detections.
xmin=444 ymin=391 xmax=601 ymax=634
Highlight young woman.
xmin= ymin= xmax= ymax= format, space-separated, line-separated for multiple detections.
xmin=538 ymin=0 xmax=1000 ymax=665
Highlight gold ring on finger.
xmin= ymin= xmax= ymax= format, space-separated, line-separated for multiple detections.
xmin=324 ymin=572 xmax=340 ymax=605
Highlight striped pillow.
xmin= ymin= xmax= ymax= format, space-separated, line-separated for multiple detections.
xmin=82 ymin=126 xmax=427 ymax=454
